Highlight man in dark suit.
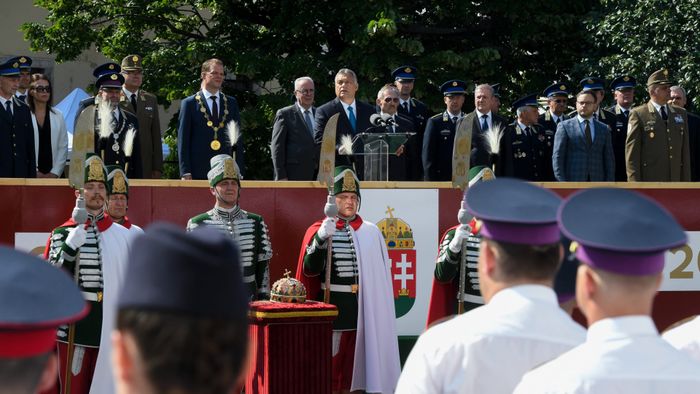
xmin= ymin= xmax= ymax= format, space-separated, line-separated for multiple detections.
xmin=393 ymin=66 xmax=429 ymax=180
xmin=77 ymin=63 xmax=143 ymax=178
xmin=178 ymin=58 xmax=244 ymax=180
xmin=626 ymin=69 xmax=690 ymax=182
xmin=313 ymin=68 xmax=374 ymax=180
xmin=373 ymin=84 xmax=415 ymax=181
xmin=669 ymin=85 xmax=700 ymax=181
xmin=538 ymin=83 xmax=571 ymax=181
xmin=0 ymin=57 xmax=36 ymax=178
xmin=119 ymin=54 xmax=163 ymax=179
xmin=423 ymin=80 xmax=469 ymax=181
xmin=498 ymin=94 xmax=550 ymax=181
xmin=553 ymin=90 xmax=614 ymax=181
xmin=605 ymin=75 xmax=636 ymax=182
xmin=271 ymin=76 xmax=318 ymax=180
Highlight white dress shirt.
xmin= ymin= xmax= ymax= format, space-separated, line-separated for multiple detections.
xmin=515 ymin=316 xmax=700 ymax=394
xmin=341 ymin=100 xmax=357 ymax=122
xmin=475 ymin=109 xmax=493 ymax=130
xmin=202 ymin=89 xmax=221 ymax=115
xmin=664 ymin=316 xmax=700 ymax=362
xmin=396 ymin=285 xmax=585 ymax=394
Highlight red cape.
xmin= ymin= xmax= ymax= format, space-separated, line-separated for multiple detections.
xmin=42 ymin=215 xmax=114 ymax=260
xmin=295 ymin=216 xmax=363 ymax=302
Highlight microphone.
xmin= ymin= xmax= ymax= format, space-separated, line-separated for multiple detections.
xmin=380 ymin=113 xmax=396 ymax=125
xmin=370 ymin=113 xmax=386 ymax=126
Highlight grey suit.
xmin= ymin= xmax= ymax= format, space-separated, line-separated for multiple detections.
xmin=552 ymin=117 xmax=614 ymax=181
xmin=271 ymin=103 xmax=318 ymax=180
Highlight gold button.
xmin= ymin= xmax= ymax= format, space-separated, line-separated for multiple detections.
xmin=670 ymin=155 xmax=673 ymax=159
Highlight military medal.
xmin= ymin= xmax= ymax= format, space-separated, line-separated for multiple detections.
xmin=211 ymin=139 xmax=221 ymax=150
xmin=650 ymin=132 xmax=655 ymax=138
xmin=112 ymin=142 xmax=120 ymax=152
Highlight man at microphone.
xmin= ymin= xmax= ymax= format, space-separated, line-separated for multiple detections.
xmin=374 ymin=84 xmax=415 ymax=181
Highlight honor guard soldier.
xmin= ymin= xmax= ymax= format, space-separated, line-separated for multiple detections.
xmin=607 ymin=75 xmax=637 ymax=181
xmin=393 ymin=65 xmax=429 ymax=180
xmin=422 ymin=79 xmax=468 ymax=181
xmin=516 ymin=188 xmax=700 ymax=393
xmin=186 ymin=154 xmax=272 ymax=300
xmin=44 ymin=153 xmax=132 ymax=394
xmin=0 ymin=247 xmax=87 ymax=394
xmin=106 ymin=165 xmax=143 ymax=234
xmin=296 ymin=166 xmax=401 ymax=393
xmin=426 ymin=166 xmax=494 ymax=327
xmin=539 ymin=83 xmax=571 ymax=180
xmin=498 ymin=94 xmax=550 ymax=181
xmin=397 ymin=179 xmax=585 ymax=394
xmin=626 ymin=69 xmax=690 ymax=182
xmin=0 ymin=57 xmax=36 ymax=178
xmin=112 ymin=224 xmax=250 ymax=394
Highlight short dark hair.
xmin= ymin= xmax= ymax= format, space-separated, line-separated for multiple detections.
xmin=486 ymin=239 xmax=561 ymax=282
xmin=576 ymin=90 xmax=596 ymax=102
xmin=116 ymin=309 xmax=248 ymax=394
xmin=0 ymin=353 xmax=51 ymax=393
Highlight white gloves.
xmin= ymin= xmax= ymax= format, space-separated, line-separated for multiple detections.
xmin=65 ymin=225 xmax=87 ymax=250
xmin=317 ymin=217 xmax=337 ymax=241
xmin=448 ymin=225 xmax=470 ymax=254
xmin=338 ymin=145 xmax=351 ymax=155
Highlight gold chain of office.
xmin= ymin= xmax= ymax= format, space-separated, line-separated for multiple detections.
xmin=195 ymin=92 xmax=229 ymax=151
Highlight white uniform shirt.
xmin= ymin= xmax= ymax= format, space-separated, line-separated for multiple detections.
xmin=663 ymin=316 xmax=700 ymax=362
xmin=396 ymin=285 xmax=585 ymax=394
xmin=515 ymin=316 xmax=700 ymax=394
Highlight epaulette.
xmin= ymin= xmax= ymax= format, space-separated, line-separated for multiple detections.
xmin=430 ymin=113 xmax=442 ymax=119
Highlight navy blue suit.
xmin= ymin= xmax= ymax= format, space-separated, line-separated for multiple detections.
xmin=0 ymin=97 xmax=36 ymax=177
xmin=177 ymin=91 xmax=245 ymax=179
xmin=606 ymin=104 xmax=632 ymax=181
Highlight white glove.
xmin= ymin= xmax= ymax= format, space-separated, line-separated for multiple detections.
xmin=317 ymin=217 xmax=337 ymax=241
xmin=448 ymin=225 xmax=470 ymax=254
xmin=338 ymin=145 xmax=350 ymax=155
xmin=65 ymin=225 xmax=87 ymax=250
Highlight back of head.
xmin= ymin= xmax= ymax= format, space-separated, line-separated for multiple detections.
xmin=116 ymin=222 xmax=249 ymax=394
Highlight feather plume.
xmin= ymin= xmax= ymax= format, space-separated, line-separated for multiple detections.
xmin=226 ymin=120 xmax=240 ymax=149
xmin=484 ymin=123 xmax=503 ymax=155
xmin=339 ymin=135 xmax=353 ymax=155
xmin=98 ymin=98 xmax=113 ymax=139
xmin=122 ymin=127 xmax=137 ymax=158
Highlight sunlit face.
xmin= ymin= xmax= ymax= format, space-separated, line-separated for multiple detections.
xmin=520 ymin=106 xmax=539 ymax=125
xmin=107 ymin=194 xmax=128 ymax=220
xmin=335 ymin=73 xmax=358 ymax=103
xmin=474 ymin=88 xmax=493 ymax=113
xmin=122 ymin=69 xmax=143 ymax=91
xmin=614 ymin=88 xmax=634 ymax=108
xmin=395 ymin=79 xmax=414 ymax=99
xmin=576 ymin=93 xmax=596 ymax=118
xmin=0 ymin=75 xmax=19 ymax=98
xmin=211 ymin=179 xmax=239 ymax=208
xmin=652 ymin=84 xmax=671 ymax=104
xmin=548 ymin=95 xmax=568 ymax=115
xmin=202 ymin=63 xmax=224 ymax=92
xmin=377 ymin=88 xmax=399 ymax=115
xmin=99 ymin=87 xmax=122 ymax=106
xmin=444 ymin=94 xmax=465 ymax=114
xmin=294 ymin=79 xmax=315 ymax=109
xmin=335 ymin=192 xmax=358 ymax=218
xmin=82 ymin=181 xmax=107 ymax=212
xmin=669 ymin=88 xmax=687 ymax=108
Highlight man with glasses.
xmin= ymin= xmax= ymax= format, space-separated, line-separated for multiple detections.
xmin=552 ymin=90 xmax=614 ymax=181
xmin=271 ymin=76 xmax=318 ymax=180
xmin=606 ymin=75 xmax=637 ymax=181
xmin=668 ymin=85 xmax=700 ymax=181
xmin=374 ymin=84 xmax=415 ymax=180
xmin=119 ymin=54 xmax=163 ymax=179
xmin=539 ymin=83 xmax=571 ymax=181
xmin=626 ymin=69 xmax=690 ymax=182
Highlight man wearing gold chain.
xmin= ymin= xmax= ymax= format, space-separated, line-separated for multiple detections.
xmin=177 ymin=58 xmax=245 ymax=180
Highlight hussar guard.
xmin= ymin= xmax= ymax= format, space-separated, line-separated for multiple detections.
xmin=106 ymin=165 xmax=143 ymax=234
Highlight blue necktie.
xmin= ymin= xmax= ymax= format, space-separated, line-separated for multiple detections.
xmin=481 ymin=114 xmax=488 ymax=131
xmin=304 ymin=109 xmax=314 ymax=137
xmin=348 ymin=106 xmax=356 ymax=132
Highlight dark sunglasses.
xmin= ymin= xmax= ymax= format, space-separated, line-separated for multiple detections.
xmin=33 ymin=86 xmax=51 ymax=93
xmin=384 ymin=97 xmax=400 ymax=103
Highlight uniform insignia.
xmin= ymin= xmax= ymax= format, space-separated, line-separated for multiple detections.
xmin=663 ymin=69 xmax=669 ymax=76
xmin=538 ymin=135 xmax=545 ymax=142
xmin=108 ymin=64 xmax=115 ymax=70
xmin=649 ymin=132 xmax=655 ymax=138
xmin=12 ymin=62 xmax=18 ymax=68
xmin=223 ymin=157 xmax=238 ymax=179
xmin=112 ymin=172 xmax=127 ymax=194
xmin=675 ymin=115 xmax=684 ymax=124
xmin=404 ymin=67 xmax=411 ymax=73
xmin=452 ymin=81 xmax=458 ymax=87
xmin=132 ymin=55 xmax=139 ymax=62
xmin=440 ymin=129 xmax=451 ymax=136
xmin=512 ymin=140 xmax=523 ymax=145
xmin=19 ymin=57 xmax=27 ymax=63
xmin=342 ymin=170 xmax=357 ymax=192
xmin=110 ymin=74 xmax=118 ymax=80
xmin=623 ymin=76 xmax=630 ymax=81
xmin=560 ymin=85 xmax=566 ymax=90
xmin=88 ymin=159 xmax=105 ymax=182
xmin=587 ymin=79 xmax=594 ymax=84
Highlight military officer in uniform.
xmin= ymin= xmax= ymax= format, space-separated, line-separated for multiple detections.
xmin=186 ymin=154 xmax=272 ymax=300
xmin=573 ymin=77 xmax=617 ymax=132
xmin=14 ymin=55 xmax=32 ymax=102
xmin=516 ymin=188 xmax=700 ymax=393
xmin=0 ymin=57 xmax=36 ymax=178
xmin=498 ymin=94 xmax=549 ymax=181
xmin=626 ymin=69 xmax=690 ymax=182
xmin=538 ymin=83 xmax=571 ymax=181
xmin=606 ymin=75 xmax=637 ymax=181
xmin=296 ymin=166 xmax=400 ymax=393
xmin=393 ymin=66 xmax=429 ymax=180
xmin=120 ymin=54 xmax=163 ymax=179
xmin=106 ymin=165 xmax=143 ymax=235
xmin=422 ymin=80 xmax=467 ymax=181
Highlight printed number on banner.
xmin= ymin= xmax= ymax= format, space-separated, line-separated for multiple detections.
xmin=670 ymin=245 xmax=696 ymax=279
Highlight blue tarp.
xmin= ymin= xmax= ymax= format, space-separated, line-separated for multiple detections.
xmin=55 ymin=88 xmax=90 ymax=134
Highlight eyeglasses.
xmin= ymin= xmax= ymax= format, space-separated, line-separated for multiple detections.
xmin=296 ymin=89 xmax=314 ymax=95
xmin=383 ymin=97 xmax=400 ymax=103
xmin=33 ymin=86 xmax=51 ymax=93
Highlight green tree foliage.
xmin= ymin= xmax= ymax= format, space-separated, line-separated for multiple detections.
xmin=24 ymin=0 xmax=597 ymax=179
xmin=585 ymin=0 xmax=700 ymax=109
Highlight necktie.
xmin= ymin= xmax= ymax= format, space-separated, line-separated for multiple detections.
xmin=556 ymin=117 xmax=561 ymax=125
xmin=452 ymin=116 xmax=458 ymax=124
xmin=348 ymin=106 xmax=356 ymax=132
xmin=660 ymin=105 xmax=668 ymax=121
xmin=304 ymin=109 xmax=314 ymax=137
xmin=211 ymin=95 xmax=219 ymax=124
xmin=402 ymin=101 xmax=409 ymax=113
xmin=4 ymin=101 xmax=11 ymax=118
xmin=525 ymin=126 xmax=531 ymax=136
xmin=130 ymin=93 xmax=138 ymax=112
xmin=623 ymin=110 xmax=629 ymax=118
xmin=584 ymin=120 xmax=592 ymax=146
xmin=481 ymin=114 xmax=488 ymax=131
xmin=18 ymin=95 xmax=26 ymax=102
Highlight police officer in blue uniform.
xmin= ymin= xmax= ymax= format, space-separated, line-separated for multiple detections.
xmin=422 ymin=80 xmax=467 ymax=181
xmin=392 ymin=65 xmax=429 ymax=180
xmin=0 ymin=57 xmax=36 ymax=178
xmin=498 ymin=94 xmax=549 ymax=181
xmin=538 ymin=83 xmax=571 ymax=181
xmin=606 ymin=75 xmax=637 ymax=181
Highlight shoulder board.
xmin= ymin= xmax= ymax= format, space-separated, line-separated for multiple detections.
xmin=430 ymin=113 xmax=442 ymax=119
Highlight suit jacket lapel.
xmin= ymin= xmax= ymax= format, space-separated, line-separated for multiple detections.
xmin=0 ymin=101 xmax=10 ymax=124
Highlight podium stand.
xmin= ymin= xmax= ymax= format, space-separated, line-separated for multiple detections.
xmin=246 ymin=301 xmax=338 ymax=394
xmin=354 ymin=132 xmax=413 ymax=181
